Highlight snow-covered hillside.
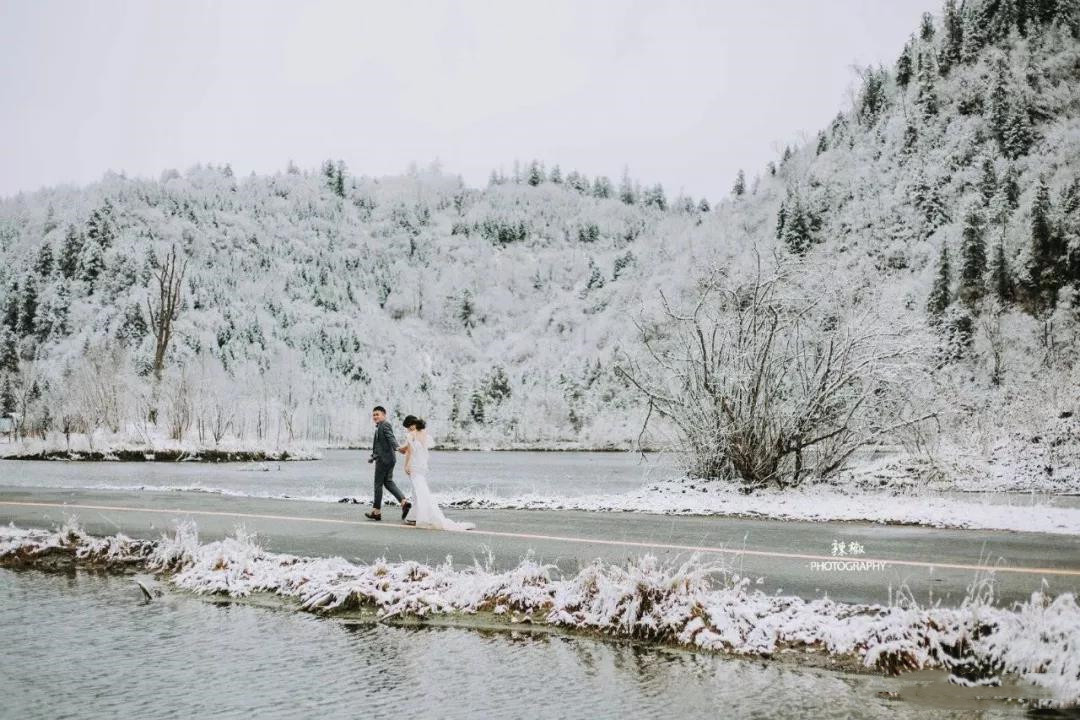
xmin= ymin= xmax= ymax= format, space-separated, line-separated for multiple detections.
xmin=1 ymin=1 xmax=1079 ymax=479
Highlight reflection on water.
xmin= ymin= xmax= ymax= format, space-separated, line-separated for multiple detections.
xmin=0 ymin=569 xmax=1031 ymax=720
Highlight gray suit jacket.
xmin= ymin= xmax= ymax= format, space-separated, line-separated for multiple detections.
xmin=370 ymin=420 xmax=397 ymax=466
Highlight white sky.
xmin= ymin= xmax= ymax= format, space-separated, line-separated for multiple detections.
xmin=0 ymin=0 xmax=934 ymax=200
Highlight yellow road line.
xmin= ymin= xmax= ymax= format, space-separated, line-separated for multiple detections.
xmin=2 ymin=499 xmax=1079 ymax=578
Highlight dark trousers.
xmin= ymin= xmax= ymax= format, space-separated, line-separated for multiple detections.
xmin=373 ymin=461 xmax=405 ymax=509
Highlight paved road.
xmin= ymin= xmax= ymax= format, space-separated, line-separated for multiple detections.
xmin=2 ymin=486 xmax=1079 ymax=607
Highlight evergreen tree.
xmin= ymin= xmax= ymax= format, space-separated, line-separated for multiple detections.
xmin=731 ymin=170 xmax=746 ymax=197
xmin=549 ymin=165 xmax=562 ymax=184
xmin=459 ymin=289 xmax=477 ymax=330
xmin=901 ymin=123 xmax=919 ymax=155
xmin=35 ymin=243 xmax=54 ymax=278
xmin=911 ymin=172 xmax=950 ymax=231
xmin=568 ymin=171 xmax=590 ymax=194
xmin=0 ymin=327 xmax=17 ymax=374
xmin=857 ymin=68 xmax=887 ymax=125
xmin=86 ymin=207 xmax=114 ymax=250
xmin=469 ymin=392 xmax=485 ymax=424
xmin=915 ymin=50 xmax=939 ymax=118
xmin=37 ymin=280 xmax=69 ymax=339
xmin=1025 ymin=176 xmax=1057 ymax=307
xmin=978 ymin=157 xmax=998 ymax=205
xmin=321 ymin=159 xmax=336 ymax=191
xmin=991 ymin=0 xmax=1020 ymax=38
xmin=592 ymin=175 xmax=613 ymax=198
xmin=989 ymin=236 xmax=1016 ymax=303
xmin=643 ymin=183 xmax=667 ymax=211
xmin=775 ymin=202 xmax=787 ymax=240
xmin=697 ymin=197 xmax=711 ymax=213
xmin=1003 ymin=101 xmax=1034 ymax=158
xmin=59 ymin=225 xmax=82 ymax=279
xmin=939 ymin=0 xmax=964 ymax=73
xmin=612 ymin=251 xmax=636 ymax=280
xmin=333 ymin=161 xmax=347 ymax=198
xmin=0 ymin=373 xmax=15 ymax=417
xmin=780 ymin=190 xmax=814 ymax=255
xmin=959 ymin=202 xmax=988 ymax=306
xmin=920 ymin=11 xmax=936 ymax=41
xmin=1002 ymin=165 xmax=1022 ymax=209
xmin=2 ymin=282 xmax=17 ymax=334
xmin=18 ymin=276 xmax=37 ymax=338
xmin=527 ymin=160 xmax=545 ymax=186
xmin=79 ymin=238 xmax=106 ymax=293
xmin=961 ymin=1 xmax=989 ymax=61
xmin=618 ymin=170 xmax=636 ymax=205
xmin=927 ymin=243 xmax=952 ymax=324
xmin=896 ymin=38 xmax=914 ymax=88
xmin=815 ymin=131 xmax=828 ymax=155
xmin=1060 ymin=179 xmax=1080 ymax=287
xmin=988 ymin=58 xmax=1012 ymax=146
xmin=585 ymin=258 xmax=605 ymax=291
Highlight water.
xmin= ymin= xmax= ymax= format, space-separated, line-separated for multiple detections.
xmin=0 ymin=449 xmax=675 ymax=503
xmin=0 ymin=569 xmax=1032 ymax=720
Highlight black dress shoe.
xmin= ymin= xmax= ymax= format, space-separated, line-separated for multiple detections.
xmin=364 ymin=511 xmax=381 ymax=521
xmin=401 ymin=501 xmax=412 ymax=520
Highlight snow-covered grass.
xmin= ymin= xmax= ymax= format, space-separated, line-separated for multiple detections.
xmin=2 ymin=521 xmax=1079 ymax=706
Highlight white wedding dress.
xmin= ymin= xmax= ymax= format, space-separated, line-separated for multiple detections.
xmin=405 ymin=432 xmax=474 ymax=532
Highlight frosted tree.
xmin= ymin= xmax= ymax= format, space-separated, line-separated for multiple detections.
xmin=35 ymin=244 xmax=54 ymax=278
xmin=939 ymin=0 xmax=964 ymax=74
xmin=617 ymin=268 xmax=928 ymax=488
xmin=78 ymin=238 xmax=106 ymax=293
xmin=989 ymin=237 xmax=1016 ymax=304
xmin=59 ymin=226 xmax=82 ymax=279
xmin=731 ymin=170 xmax=746 ymax=197
xmin=896 ymin=38 xmax=914 ymax=87
xmin=618 ymin=169 xmax=637 ymax=205
xmin=527 ymin=160 xmax=545 ymax=186
xmin=0 ymin=374 xmax=14 ymax=419
xmin=17 ymin=276 xmax=37 ymax=338
xmin=146 ymin=246 xmax=187 ymax=423
xmin=592 ymin=175 xmax=613 ymax=199
xmin=927 ymin=243 xmax=952 ymax=325
xmin=1024 ymin=176 xmax=1057 ymax=309
xmin=959 ymin=203 xmax=988 ymax=308
xmin=643 ymin=183 xmax=667 ymax=211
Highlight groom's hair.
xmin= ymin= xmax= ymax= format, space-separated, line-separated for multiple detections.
xmin=372 ymin=405 xmax=386 ymax=414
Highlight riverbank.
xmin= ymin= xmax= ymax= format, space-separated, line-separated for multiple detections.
xmin=2 ymin=521 xmax=1075 ymax=707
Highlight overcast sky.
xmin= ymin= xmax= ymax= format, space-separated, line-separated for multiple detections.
xmin=1 ymin=0 xmax=934 ymax=200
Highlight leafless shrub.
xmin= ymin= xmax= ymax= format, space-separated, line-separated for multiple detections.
xmin=617 ymin=264 xmax=933 ymax=489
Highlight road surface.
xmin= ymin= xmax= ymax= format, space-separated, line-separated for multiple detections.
xmin=2 ymin=486 xmax=1078 ymax=607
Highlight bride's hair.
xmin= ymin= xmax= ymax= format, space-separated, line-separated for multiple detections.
xmin=403 ymin=415 xmax=426 ymax=431
xmin=413 ymin=418 xmax=427 ymax=430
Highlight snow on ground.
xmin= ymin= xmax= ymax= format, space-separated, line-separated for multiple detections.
xmin=2 ymin=521 xmax=1078 ymax=706
xmin=439 ymin=481 xmax=1080 ymax=535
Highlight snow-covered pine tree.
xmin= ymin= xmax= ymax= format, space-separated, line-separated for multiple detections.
xmin=959 ymin=201 xmax=988 ymax=307
xmin=928 ymin=243 xmax=952 ymax=325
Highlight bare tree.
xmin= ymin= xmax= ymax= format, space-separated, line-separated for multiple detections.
xmin=617 ymin=266 xmax=932 ymax=489
xmin=166 ymin=370 xmax=193 ymax=442
xmin=147 ymin=245 xmax=187 ymax=422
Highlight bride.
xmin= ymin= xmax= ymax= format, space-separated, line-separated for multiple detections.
xmin=399 ymin=415 xmax=474 ymax=531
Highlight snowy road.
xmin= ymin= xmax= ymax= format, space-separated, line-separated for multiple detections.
xmin=2 ymin=485 xmax=1078 ymax=607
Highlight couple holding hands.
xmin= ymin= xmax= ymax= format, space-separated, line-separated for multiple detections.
xmin=364 ymin=406 xmax=474 ymax=532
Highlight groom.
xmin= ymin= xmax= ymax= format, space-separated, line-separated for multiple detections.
xmin=364 ymin=406 xmax=411 ymax=521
